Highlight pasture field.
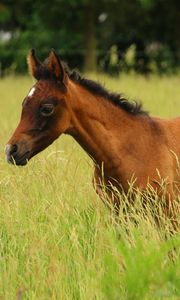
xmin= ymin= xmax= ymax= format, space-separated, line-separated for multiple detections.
xmin=1 ymin=74 xmax=180 ymax=300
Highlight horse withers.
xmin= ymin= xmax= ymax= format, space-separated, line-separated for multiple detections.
xmin=5 ymin=49 xmax=180 ymax=226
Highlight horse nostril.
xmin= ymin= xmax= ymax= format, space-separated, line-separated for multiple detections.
xmin=6 ymin=144 xmax=18 ymax=157
xmin=10 ymin=144 xmax=18 ymax=155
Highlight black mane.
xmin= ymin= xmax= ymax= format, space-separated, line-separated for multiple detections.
xmin=40 ymin=61 xmax=147 ymax=116
xmin=67 ymin=69 xmax=147 ymax=116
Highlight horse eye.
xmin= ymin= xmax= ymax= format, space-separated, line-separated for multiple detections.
xmin=40 ymin=104 xmax=54 ymax=116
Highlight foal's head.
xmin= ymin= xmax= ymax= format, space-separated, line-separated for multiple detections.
xmin=6 ymin=49 xmax=72 ymax=165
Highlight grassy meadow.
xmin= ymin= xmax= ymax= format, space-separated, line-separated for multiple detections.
xmin=1 ymin=74 xmax=180 ymax=300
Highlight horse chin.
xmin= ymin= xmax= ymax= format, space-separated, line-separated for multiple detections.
xmin=16 ymin=159 xmax=29 ymax=166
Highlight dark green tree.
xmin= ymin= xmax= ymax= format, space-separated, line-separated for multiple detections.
xmin=0 ymin=0 xmax=180 ymax=73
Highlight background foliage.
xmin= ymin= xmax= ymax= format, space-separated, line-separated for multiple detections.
xmin=0 ymin=0 xmax=180 ymax=74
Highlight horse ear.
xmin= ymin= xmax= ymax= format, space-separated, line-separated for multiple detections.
xmin=27 ymin=49 xmax=41 ymax=79
xmin=48 ymin=49 xmax=67 ymax=85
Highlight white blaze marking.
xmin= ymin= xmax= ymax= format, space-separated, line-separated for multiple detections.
xmin=28 ymin=87 xmax=36 ymax=97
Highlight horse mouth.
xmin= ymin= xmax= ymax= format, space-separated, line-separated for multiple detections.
xmin=7 ymin=151 xmax=31 ymax=166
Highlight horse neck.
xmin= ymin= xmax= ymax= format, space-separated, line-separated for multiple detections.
xmin=66 ymin=80 xmax=135 ymax=166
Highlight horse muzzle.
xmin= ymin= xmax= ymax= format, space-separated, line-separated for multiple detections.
xmin=5 ymin=143 xmax=31 ymax=166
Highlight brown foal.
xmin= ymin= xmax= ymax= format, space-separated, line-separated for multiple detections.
xmin=5 ymin=49 xmax=180 ymax=224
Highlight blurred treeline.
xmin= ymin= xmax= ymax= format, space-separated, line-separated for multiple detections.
xmin=0 ymin=0 xmax=180 ymax=75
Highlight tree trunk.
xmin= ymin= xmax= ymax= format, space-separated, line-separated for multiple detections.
xmin=84 ymin=2 xmax=97 ymax=72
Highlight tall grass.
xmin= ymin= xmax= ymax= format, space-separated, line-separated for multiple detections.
xmin=0 ymin=74 xmax=180 ymax=299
